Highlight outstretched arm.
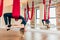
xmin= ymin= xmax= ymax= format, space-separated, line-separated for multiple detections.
xmin=19 ymin=16 xmax=27 ymax=26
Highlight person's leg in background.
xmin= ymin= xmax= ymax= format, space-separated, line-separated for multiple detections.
xmin=45 ymin=19 xmax=50 ymax=29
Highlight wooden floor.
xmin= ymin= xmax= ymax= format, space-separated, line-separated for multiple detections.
xmin=0 ymin=28 xmax=24 ymax=40
xmin=25 ymin=28 xmax=60 ymax=40
xmin=0 ymin=28 xmax=60 ymax=40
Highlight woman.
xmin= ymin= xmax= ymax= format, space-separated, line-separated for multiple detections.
xmin=3 ymin=13 xmax=27 ymax=31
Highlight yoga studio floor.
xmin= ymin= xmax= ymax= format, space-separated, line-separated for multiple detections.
xmin=0 ymin=28 xmax=24 ymax=40
xmin=25 ymin=27 xmax=60 ymax=40
xmin=0 ymin=28 xmax=60 ymax=40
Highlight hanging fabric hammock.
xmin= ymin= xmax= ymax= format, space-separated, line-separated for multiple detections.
xmin=12 ymin=0 xmax=20 ymax=19
xmin=24 ymin=8 xmax=26 ymax=20
xmin=43 ymin=0 xmax=46 ymax=21
xmin=0 ymin=0 xmax=3 ymax=17
xmin=24 ymin=8 xmax=28 ymax=21
xmin=28 ymin=1 xmax=34 ymax=20
xmin=48 ymin=0 xmax=51 ymax=19
xmin=27 ymin=2 xmax=29 ymax=20
xmin=42 ymin=0 xmax=51 ymax=25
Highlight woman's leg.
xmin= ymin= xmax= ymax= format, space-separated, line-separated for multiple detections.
xmin=3 ymin=13 xmax=12 ymax=31
xmin=6 ymin=13 xmax=12 ymax=30
xmin=42 ymin=19 xmax=44 ymax=25
xmin=3 ymin=13 xmax=8 ymax=25
xmin=4 ymin=13 xmax=12 ymax=25
xmin=8 ymin=17 xmax=11 ymax=27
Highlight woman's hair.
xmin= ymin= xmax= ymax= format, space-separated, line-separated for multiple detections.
xmin=20 ymin=28 xmax=24 ymax=34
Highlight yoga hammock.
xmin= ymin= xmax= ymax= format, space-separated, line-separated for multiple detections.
xmin=24 ymin=8 xmax=28 ymax=21
xmin=43 ymin=0 xmax=51 ymax=20
xmin=27 ymin=2 xmax=29 ymax=20
xmin=24 ymin=2 xmax=31 ymax=22
xmin=24 ymin=8 xmax=26 ymax=20
xmin=0 ymin=0 xmax=3 ymax=17
xmin=28 ymin=1 xmax=34 ymax=20
xmin=48 ymin=0 xmax=51 ymax=19
xmin=43 ymin=0 xmax=46 ymax=21
xmin=42 ymin=0 xmax=51 ymax=25
xmin=26 ymin=1 xmax=34 ymax=20
xmin=12 ymin=0 xmax=20 ymax=19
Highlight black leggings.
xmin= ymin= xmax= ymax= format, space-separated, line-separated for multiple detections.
xmin=3 ymin=13 xmax=26 ymax=26
xmin=42 ymin=19 xmax=50 ymax=25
